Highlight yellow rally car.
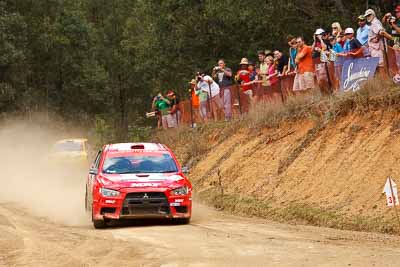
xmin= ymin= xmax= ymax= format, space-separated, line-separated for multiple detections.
xmin=50 ymin=138 xmax=90 ymax=167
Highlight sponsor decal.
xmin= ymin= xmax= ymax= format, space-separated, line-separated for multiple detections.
xmin=340 ymin=57 xmax=379 ymax=92
xmin=105 ymin=199 xmax=116 ymax=204
xmin=175 ymin=199 xmax=184 ymax=203
xmin=130 ymin=182 xmax=162 ymax=187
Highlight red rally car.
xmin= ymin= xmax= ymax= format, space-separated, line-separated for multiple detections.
xmin=86 ymin=143 xmax=192 ymax=229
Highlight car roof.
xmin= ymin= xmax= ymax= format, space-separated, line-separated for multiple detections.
xmin=55 ymin=138 xmax=87 ymax=144
xmin=104 ymin=143 xmax=169 ymax=153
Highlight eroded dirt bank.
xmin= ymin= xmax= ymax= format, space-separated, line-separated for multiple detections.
xmin=167 ymin=111 xmax=400 ymax=234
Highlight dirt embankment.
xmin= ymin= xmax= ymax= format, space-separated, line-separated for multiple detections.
xmin=165 ymin=110 xmax=400 ymax=234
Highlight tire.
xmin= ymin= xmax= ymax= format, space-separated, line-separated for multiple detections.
xmin=93 ymin=219 xmax=106 ymax=229
xmin=92 ymin=206 xmax=106 ymax=229
xmin=176 ymin=217 xmax=191 ymax=224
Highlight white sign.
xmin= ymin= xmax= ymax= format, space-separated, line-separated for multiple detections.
xmin=383 ymin=177 xmax=399 ymax=207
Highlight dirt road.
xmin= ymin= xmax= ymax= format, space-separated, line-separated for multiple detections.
xmin=1 ymin=122 xmax=400 ymax=266
xmin=1 ymin=202 xmax=400 ymax=267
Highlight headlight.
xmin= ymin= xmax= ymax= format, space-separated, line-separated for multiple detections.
xmin=171 ymin=186 xmax=189 ymax=196
xmin=100 ymin=188 xmax=120 ymax=197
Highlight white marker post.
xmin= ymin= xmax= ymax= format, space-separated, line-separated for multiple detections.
xmin=383 ymin=177 xmax=400 ymax=230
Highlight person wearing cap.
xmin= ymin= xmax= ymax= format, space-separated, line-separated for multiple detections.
xmin=293 ymin=36 xmax=315 ymax=92
xmin=166 ymin=90 xmax=181 ymax=128
xmin=212 ymin=59 xmax=233 ymax=120
xmin=364 ymin=8 xmax=393 ymax=77
xmin=312 ymin=28 xmax=331 ymax=59
xmin=382 ymin=5 xmax=400 ymax=48
xmin=196 ymin=72 xmax=222 ymax=122
xmin=356 ymin=15 xmax=369 ymax=46
xmin=152 ymin=92 xmax=171 ymax=129
xmin=340 ymin=28 xmax=363 ymax=58
xmin=194 ymin=74 xmax=210 ymax=123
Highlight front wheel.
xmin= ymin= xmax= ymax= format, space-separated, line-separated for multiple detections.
xmin=92 ymin=206 xmax=106 ymax=229
xmin=93 ymin=219 xmax=106 ymax=229
xmin=175 ymin=217 xmax=191 ymax=224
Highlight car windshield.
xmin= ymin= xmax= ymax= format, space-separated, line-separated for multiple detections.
xmin=102 ymin=154 xmax=178 ymax=174
xmin=54 ymin=141 xmax=83 ymax=152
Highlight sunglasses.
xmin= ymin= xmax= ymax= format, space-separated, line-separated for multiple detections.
xmin=332 ymin=27 xmax=338 ymax=29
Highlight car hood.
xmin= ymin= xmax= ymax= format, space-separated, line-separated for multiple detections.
xmin=99 ymin=172 xmax=186 ymax=190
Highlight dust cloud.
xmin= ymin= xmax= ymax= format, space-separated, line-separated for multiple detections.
xmin=0 ymin=119 xmax=90 ymax=226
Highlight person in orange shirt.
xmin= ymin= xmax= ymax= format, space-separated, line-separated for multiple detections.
xmin=293 ymin=36 xmax=315 ymax=92
xmin=189 ymin=79 xmax=201 ymax=125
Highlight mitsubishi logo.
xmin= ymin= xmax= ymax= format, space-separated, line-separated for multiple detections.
xmin=143 ymin=193 xmax=149 ymax=199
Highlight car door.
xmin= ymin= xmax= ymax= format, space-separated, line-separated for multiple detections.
xmin=86 ymin=150 xmax=102 ymax=210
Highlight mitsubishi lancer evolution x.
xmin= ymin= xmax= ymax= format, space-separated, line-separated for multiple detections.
xmin=85 ymin=143 xmax=192 ymax=228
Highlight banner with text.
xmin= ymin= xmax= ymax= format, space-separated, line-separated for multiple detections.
xmin=340 ymin=57 xmax=379 ymax=92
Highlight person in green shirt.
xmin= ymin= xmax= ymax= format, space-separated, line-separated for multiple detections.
xmin=194 ymin=81 xmax=209 ymax=123
xmin=152 ymin=93 xmax=171 ymax=129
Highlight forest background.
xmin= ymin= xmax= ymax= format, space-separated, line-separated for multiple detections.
xmin=0 ymin=0 xmax=396 ymax=141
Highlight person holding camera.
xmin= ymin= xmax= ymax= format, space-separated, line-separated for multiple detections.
xmin=166 ymin=90 xmax=181 ymax=128
xmin=151 ymin=93 xmax=171 ymax=129
xmin=382 ymin=5 xmax=400 ymax=48
xmin=212 ymin=59 xmax=233 ymax=121
xmin=196 ymin=71 xmax=222 ymax=122
xmin=364 ymin=8 xmax=393 ymax=79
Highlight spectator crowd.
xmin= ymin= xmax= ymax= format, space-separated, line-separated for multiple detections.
xmin=151 ymin=7 xmax=400 ymax=129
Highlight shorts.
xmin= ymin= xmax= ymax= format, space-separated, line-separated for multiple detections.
xmin=211 ymin=94 xmax=223 ymax=109
xmin=244 ymin=89 xmax=253 ymax=97
xmin=200 ymin=101 xmax=208 ymax=118
xmin=293 ymin=72 xmax=315 ymax=91
xmin=370 ymin=48 xmax=384 ymax=67
xmin=168 ymin=110 xmax=181 ymax=128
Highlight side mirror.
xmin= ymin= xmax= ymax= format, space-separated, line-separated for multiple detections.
xmin=89 ymin=168 xmax=98 ymax=175
xmin=182 ymin=166 xmax=189 ymax=174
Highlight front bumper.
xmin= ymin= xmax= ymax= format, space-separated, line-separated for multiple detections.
xmin=93 ymin=190 xmax=192 ymax=221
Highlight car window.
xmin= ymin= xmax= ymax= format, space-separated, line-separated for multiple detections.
xmin=93 ymin=150 xmax=102 ymax=169
xmin=102 ymin=154 xmax=178 ymax=174
xmin=54 ymin=141 xmax=83 ymax=152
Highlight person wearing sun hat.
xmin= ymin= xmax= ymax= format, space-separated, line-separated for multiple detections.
xmin=236 ymin=58 xmax=253 ymax=99
xmin=364 ymin=8 xmax=393 ymax=78
xmin=188 ymin=79 xmax=201 ymax=124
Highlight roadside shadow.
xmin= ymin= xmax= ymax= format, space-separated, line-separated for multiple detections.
xmin=104 ymin=218 xmax=185 ymax=229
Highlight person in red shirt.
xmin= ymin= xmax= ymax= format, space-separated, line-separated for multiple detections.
xmin=236 ymin=58 xmax=253 ymax=98
xmin=293 ymin=36 xmax=315 ymax=92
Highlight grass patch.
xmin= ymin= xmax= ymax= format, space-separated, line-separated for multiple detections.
xmin=196 ymin=187 xmax=400 ymax=234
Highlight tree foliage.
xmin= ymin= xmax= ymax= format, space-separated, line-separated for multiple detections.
xmin=0 ymin=0 xmax=396 ymax=138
